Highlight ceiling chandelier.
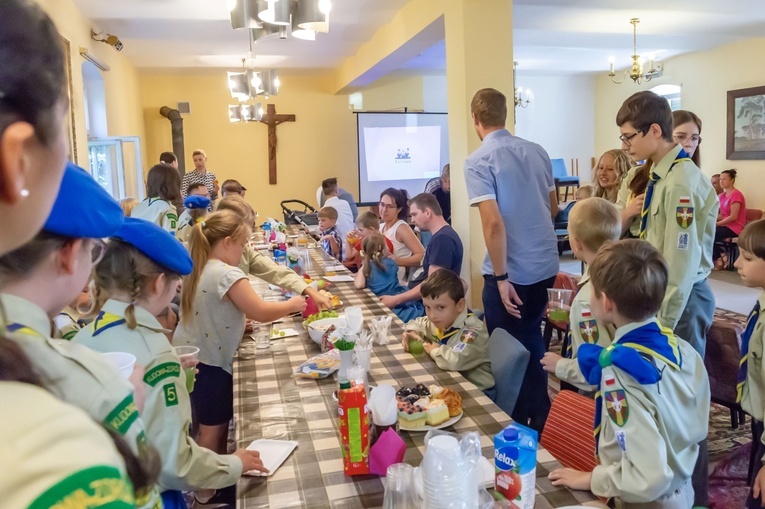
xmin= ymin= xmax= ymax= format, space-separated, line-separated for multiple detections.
xmin=608 ymin=18 xmax=663 ymax=85
xmin=229 ymin=0 xmax=332 ymax=42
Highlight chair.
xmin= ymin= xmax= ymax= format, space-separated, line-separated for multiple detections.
xmin=705 ymin=317 xmax=747 ymax=429
xmin=551 ymin=158 xmax=580 ymax=202
xmin=540 ymin=390 xmax=599 ymax=473
xmin=716 ymin=208 xmax=763 ymax=270
xmin=543 ymin=272 xmax=579 ymax=351
xmin=488 ymin=328 xmax=530 ymax=417
xmin=554 ymin=201 xmax=576 ymax=255
xmin=424 ymin=177 xmax=441 ymax=194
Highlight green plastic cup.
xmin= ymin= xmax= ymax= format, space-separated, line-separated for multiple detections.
xmin=174 ymin=346 xmax=200 ymax=393
xmin=547 ymin=288 xmax=574 ymax=324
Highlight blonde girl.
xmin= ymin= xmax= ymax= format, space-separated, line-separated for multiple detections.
xmin=174 ymin=210 xmax=306 ymax=462
xmin=74 ymin=217 xmax=266 ymax=506
xmin=592 ymin=149 xmax=631 ymax=203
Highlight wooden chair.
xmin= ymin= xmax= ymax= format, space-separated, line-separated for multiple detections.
xmin=716 ymin=208 xmax=763 ymax=270
xmin=540 ymin=390 xmax=599 ymax=472
xmin=705 ymin=317 xmax=747 ymax=429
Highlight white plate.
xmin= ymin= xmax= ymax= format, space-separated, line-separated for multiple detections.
xmin=324 ymin=274 xmax=354 ymax=283
xmin=244 ymin=439 xmax=298 ymax=476
xmin=402 ymin=411 xmax=463 ymax=432
xmin=270 ymin=327 xmax=299 ymax=339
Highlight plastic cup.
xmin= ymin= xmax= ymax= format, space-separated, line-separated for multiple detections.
xmin=547 ymin=288 xmax=574 ymax=322
xmin=254 ymin=326 xmax=270 ymax=350
xmin=103 ymin=352 xmax=136 ymax=380
xmin=174 ymin=346 xmax=200 ymax=393
xmin=345 ymin=306 xmax=364 ymax=333
xmin=355 ymin=345 xmax=372 ymax=371
xmin=408 ymin=337 xmax=424 ymax=355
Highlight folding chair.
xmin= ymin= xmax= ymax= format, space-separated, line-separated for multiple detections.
xmin=488 ymin=328 xmax=530 ymax=417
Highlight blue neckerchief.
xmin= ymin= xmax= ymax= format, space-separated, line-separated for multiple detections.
xmin=433 ymin=312 xmax=475 ymax=345
xmin=639 ymin=149 xmax=691 ymax=239
xmin=91 ymin=311 xmax=126 ymax=337
xmin=737 ymin=301 xmax=761 ymax=403
xmin=578 ymin=320 xmax=682 ymax=452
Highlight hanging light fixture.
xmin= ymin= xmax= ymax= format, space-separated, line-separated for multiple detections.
xmin=257 ymin=0 xmax=291 ymax=26
xmin=229 ymin=0 xmax=261 ymax=29
xmin=513 ymin=61 xmax=531 ymax=110
xmin=228 ymin=102 xmax=263 ymax=123
xmin=231 ymin=0 xmax=332 ymax=42
xmin=608 ymin=18 xmax=664 ymax=85
xmin=293 ymin=0 xmax=330 ymax=39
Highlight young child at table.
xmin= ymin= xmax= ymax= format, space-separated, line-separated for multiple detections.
xmin=121 ymin=196 xmax=139 ymax=216
xmin=173 ymin=211 xmax=306 ymax=467
xmin=132 ymin=163 xmax=182 ymax=236
xmin=177 ymin=194 xmax=211 ymax=244
xmin=731 ymin=219 xmax=765 ymax=508
xmin=541 ymin=197 xmax=620 ymax=390
xmin=355 ymin=233 xmax=423 ymax=322
xmin=73 ymin=217 xmax=267 ymax=507
xmin=575 ymin=184 xmax=594 ymax=201
xmin=53 ymin=282 xmax=93 ymax=340
xmin=548 ymin=240 xmax=709 ymax=507
xmin=344 ymin=211 xmax=394 ymax=270
xmin=318 ymin=206 xmax=343 ymax=261
xmin=401 ymin=269 xmax=494 ymax=393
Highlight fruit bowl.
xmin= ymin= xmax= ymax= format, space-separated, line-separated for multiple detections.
xmin=306 ymin=317 xmax=346 ymax=345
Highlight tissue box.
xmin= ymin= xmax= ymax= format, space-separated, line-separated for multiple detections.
xmin=338 ymin=385 xmax=370 ymax=476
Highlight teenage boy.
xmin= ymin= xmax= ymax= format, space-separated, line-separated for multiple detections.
xmin=401 ymin=269 xmax=494 ymax=394
xmin=540 ymin=197 xmax=620 ymax=390
xmin=549 ymin=240 xmax=709 ymax=507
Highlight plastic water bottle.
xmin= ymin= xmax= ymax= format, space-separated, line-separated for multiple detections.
xmin=494 ymin=423 xmax=537 ymax=508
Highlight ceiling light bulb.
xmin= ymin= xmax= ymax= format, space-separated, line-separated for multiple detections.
xmin=608 ymin=56 xmax=615 ymax=64
xmin=228 ymin=79 xmax=237 ymax=90
xmin=273 ymin=76 xmax=281 ymax=89
xmin=251 ymin=75 xmax=262 ymax=88
xmin=258 ymin=106 xmax=265 ymax=117
xmin=319 ymin=0 xmax=332 ymax=15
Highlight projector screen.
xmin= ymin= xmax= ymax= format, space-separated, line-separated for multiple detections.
xmin=356 ymin=112 xmax=449 ymax=204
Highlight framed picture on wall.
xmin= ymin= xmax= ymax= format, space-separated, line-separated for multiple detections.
xmin=60 ymin=36 xmax=78 ymax=164
xmin=727 ymin=85 xmax=765 ymax=160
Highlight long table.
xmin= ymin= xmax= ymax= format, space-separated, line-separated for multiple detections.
xmin=233 ymin=241 xmax=603 ymax=508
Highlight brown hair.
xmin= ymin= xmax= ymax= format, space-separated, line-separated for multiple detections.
xmin=221 ymin=179 xmax=244 ymax=195
xmin=470 ymin=88 xmax=507 ymax=128
xmin=409 ymin=192 xmax=443 ymax=217
xmin=380 ymin=188 xmax=409 ymax=221
xmin=593 ymin=149 xmax=631 ymax=202
xmin=146 ymin=164 xmax=181 ymax=203
xmin=356 ymin=210 xmax=380 ymax=230
xmin=0 ymin=231 xmax=76 ymax=285
xmin=321 ymin=177 xmax=338 ymax=196
xmin=216 ymin=195 xmax=257 ymax=226
xmin=186 ymin=182 xmax=206 ymax=196
xmin=616 ymin=91 xmax=673 ymax=142
xmin=589 ymin=239 xmax=668 ymax=321
xmin=738 ymin=219 xmax=765 ymax=260
xmin=628 ymin=162 xmax=651 ymax=198
xmin=93 ymin=239 xmax=182 ymax=329
xmin=568 ymin=197 xmax=621 ymax=253
xmin=181 ymin=210 xmax=250 ymax=322
xmin=672 ymin=110 xmax=702 ymax=166
xmin=361 ymin=233 xmax=387 ymax=279
xmin=420 ymin=269 xmax=465 ymax=303
xmin=721 ymin=168 xmax=737 ymax=182
xmin=318 ymin=206 xmax=338 ymax=220
xmin=159 ymin=152 xmax=177 ymax=165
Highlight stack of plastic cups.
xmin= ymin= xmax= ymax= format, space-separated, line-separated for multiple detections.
xmin=421 ymin=435 xmax=476 ymax=508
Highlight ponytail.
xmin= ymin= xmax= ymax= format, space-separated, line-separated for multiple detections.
xmin=361 ymin=234 xmax=387 ymax=279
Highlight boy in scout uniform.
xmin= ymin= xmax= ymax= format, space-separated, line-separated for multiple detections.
xmin=731 ymin=220 xmax=765 ymax=508
xmin=74 ymin=217 xmax=267 ymax=506
xmin=541 ymin=197 xmax=620 ymax=391
xmin=549 ymin=240 xmax=709 ymax=508
xmin=0 ymin=163 xmax=161 ymax=508
xmin=402 ymin=269 xmax=494 ymax=393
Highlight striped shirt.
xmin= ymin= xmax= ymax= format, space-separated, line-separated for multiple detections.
xmin=181 ymin=170 xmax=218 ymax=200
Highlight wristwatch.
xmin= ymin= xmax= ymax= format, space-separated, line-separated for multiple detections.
xmin=489 ymin=273 xmax=509 ymax=282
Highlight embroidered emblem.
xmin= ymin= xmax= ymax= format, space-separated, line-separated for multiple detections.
xmin=579 ymin=319 xmax=600 ymax=344
xmin=452 ymin=342 xmax=467 ymax=353
xmin=677 ymin=232 xmax=689 ymax=250
xmin=460 ymin=329 xmax=478 ymax=344
xmin=676 ymin=200 xmax=694 ymax=228
xmin=163 ymin=383 xmax=179 ymax=407
xmin=615 ymin=430 xmax=627 ymax=452
xmin=605 ymin=389 xmax=629 ymax=426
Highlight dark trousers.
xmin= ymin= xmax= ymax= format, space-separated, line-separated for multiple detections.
xmin=713 ymin=225 xmax=737 ymax=260
xmin=748 ymin=419 xmax=765 ymax=509
xmin=483 ymin=275 xmax=556 ymax=434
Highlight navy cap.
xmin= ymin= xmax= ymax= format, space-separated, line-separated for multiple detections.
xmin=114 ymin=217 xmax=193 ymax=276
xmin=184 ymin=195 xmax=211 ymax=210
xmin=43 ymin=162 xmax=124 ymax=238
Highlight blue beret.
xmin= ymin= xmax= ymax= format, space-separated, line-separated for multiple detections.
xmin=184 ymin=195 xmax=211 ymax=210
xmin=43 ymin=162 xmax=124 ymax=238
xmin=114 ymin=218 xmax=193 ymax=276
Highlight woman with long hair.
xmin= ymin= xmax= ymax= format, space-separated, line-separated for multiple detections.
xmin=592 ymin=149 xmax=631 ymax=203
xmin=379 ymin=188 xmax=424 ymax=284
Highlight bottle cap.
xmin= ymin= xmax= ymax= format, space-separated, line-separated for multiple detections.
xmin=339 ymin=380 xmax=351 ymax=389
xmin=503 ymin=428 xmax=519 ymax=441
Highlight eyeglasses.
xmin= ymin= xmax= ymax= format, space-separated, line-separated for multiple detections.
xmin=618 ymin=129 xmax=646 ymax=146
xmin=379 ymin=202 xmax=397 ymax=210
xmin=90 ymin=239 xmax=107 ymax=265
xmin=673 ymin=133 xmax=702 ymax=145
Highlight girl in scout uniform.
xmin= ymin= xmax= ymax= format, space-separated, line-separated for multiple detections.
xmin=74 ymin=217 xmax=267 ymax=507
xmin=53 ymin=282 xmax=93 ymax=339
xmin=176 ymin=194 xmax=211 ymax=244
xmin=0 ymin=163 xmax=163 ymax=508
xmin=132 ymin=163 xmax=182 ymax=236
xmin=541 ymin=198 xmax=620 ymax=390
xmin=549 ymin=241 xmax=709 ymax=508
xmin=731 ymin=219 xmax=765 ymax=508
xmin=174 ymin=210 xmax=306 ymax=467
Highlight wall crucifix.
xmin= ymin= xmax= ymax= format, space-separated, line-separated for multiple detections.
xmin=258 ymin=104 xmax=296 ymax=185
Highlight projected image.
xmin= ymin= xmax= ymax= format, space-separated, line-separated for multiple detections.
xmin=363 ymin=126 xmax=441 ymax=181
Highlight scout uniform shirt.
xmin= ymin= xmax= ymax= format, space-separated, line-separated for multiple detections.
xmin=131 ymin=197 xmax=178 ymax=236
xmin=177 ymin=216 xmax=202 ymax=244
xmin=405 ymin=309 xmax=494 ymax=391
xmin=239 ymin=243 xmax=309 ymax=295
xmin=615 ymin=166 xmax=642 ymax=238
xmin=73 ymin=299 xmax=243 ymax=491
xmin=581 ymin=318 xmax=709 ymax=504
xmin=0 ymin=383 xmax=134 ymax=509
xmin=53 ymin=305 xmax=86 ymax=340
xmin=555 ymin=270 xmax=615 ymax=391
xmin=740 ymin=292 xmax=765 ymax=461
xmin=641 ymin=145 xmax=718 ymax=329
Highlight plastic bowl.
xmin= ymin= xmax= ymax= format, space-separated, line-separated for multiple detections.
xmin=306 ymin=317 xmax=346 ymax=345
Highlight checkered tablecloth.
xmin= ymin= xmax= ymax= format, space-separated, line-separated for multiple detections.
xmin=233 ymin=239 xmax=603 ymax=508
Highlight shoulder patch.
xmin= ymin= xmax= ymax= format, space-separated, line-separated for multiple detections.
xmin=143 ymin=362 xmax=181 ymax=387
xmin=578 ymin=319 xmax=600 ymax=344
xmin=27 ymin=466 xmax=134 ymax=509
xmin=676 ymin=205 xmax=694 ymax=229
xmin=460 ymin=329 xmax=478 ymax=344
xmin=605 ymin=389 xmax=629 ymax=427
xmin=163 ymin=383 xmax=179 ymax=407
xmin=103 ymin=394 xmax=139 ymax=435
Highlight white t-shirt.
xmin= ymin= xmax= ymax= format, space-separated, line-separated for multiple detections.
xmin=323 ymin=196 xmax=354 ymax=240
xmin=381 ymin=219 xmax=413 ymax=284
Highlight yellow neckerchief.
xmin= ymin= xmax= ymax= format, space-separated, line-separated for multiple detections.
xmin=91 ymin=311 xmax=127 ymax=337
xmin=433 ymin=310 xmax=475 ymax=345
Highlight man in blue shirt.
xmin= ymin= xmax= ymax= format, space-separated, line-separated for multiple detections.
xmin=464 ymin=88 xmax=559 ymax=433
xmin=380 ymin=193 xmax=463 ymax=310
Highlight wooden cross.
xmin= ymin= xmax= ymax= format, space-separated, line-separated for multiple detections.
xmin=258 ymin=104 xmax=296 ymax=185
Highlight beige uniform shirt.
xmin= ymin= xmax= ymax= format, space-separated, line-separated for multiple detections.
xmin=132 ymin=197 xmax=178 ymax=236
xmin=239 ymin=243 xmax=309 ymax=295
xmin=405 ymin=309 xmax=494 ymax=391
xmin=741 ymin=292 xmax=765 ymax=461
xmin=73 ymin=299 xmax=243 ymax=491
xmin=615 ymin=166 xmax=642 ymax=238
xmin=53 ymin=305 xmax=82 ymax=340
xmin=590 ymin=319 xmax=710 ymax=503
xmin=642 ymin=146 xmax=718 ymax=329
xmin=0 ymin=383 xmax=134 ymax=509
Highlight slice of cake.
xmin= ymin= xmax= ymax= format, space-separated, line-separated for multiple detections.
xmin=398 ymin=401 xmax=427 ymax=429
xmin=426 ymin=399 xmax=450 ymax=426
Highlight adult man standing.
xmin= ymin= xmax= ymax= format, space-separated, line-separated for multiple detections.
xmin=464 ymin=88 xmax=559 ymax=433
xmin=316 ymin=179 xmax=358 ymax=221
xmin=321 ymin=178 xmax=355 ymax=240
xmin=380 ymin=193 xmax=462 ymax=309
xmin=181 ymin=149 xmax=218 ymax=200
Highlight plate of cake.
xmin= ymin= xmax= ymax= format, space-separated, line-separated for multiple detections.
xmin=396 ymin=384 xmax=463 ymax=431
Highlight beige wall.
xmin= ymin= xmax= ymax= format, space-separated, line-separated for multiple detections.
xmin=594 ymin=37 xmax=765 ymax=210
